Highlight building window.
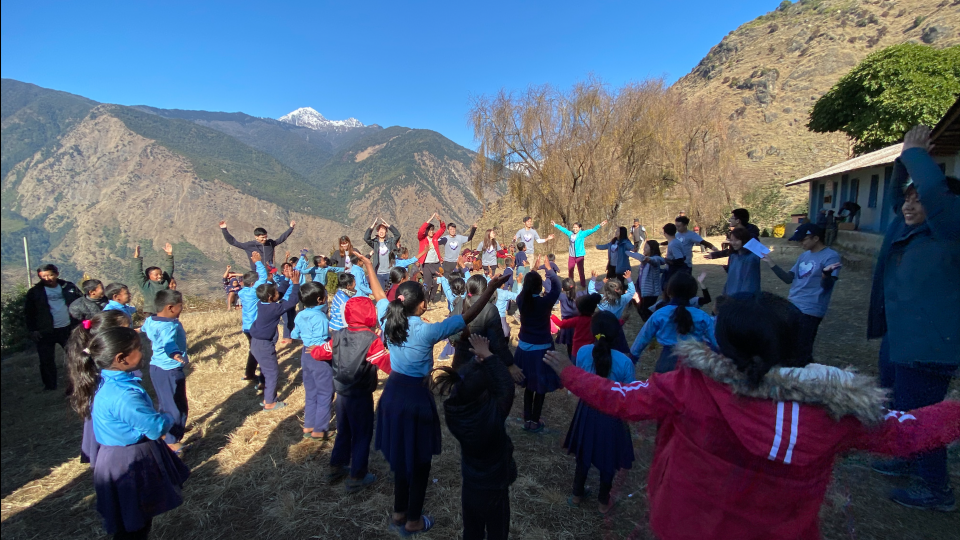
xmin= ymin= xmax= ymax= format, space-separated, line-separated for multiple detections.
xmin=868 ymin=175 xmax=880 ymax=208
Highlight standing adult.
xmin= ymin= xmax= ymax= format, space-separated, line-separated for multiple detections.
xmin=25 ymin=264 xmax=81 ymax=390
xmin=630 ymin=219 xmax=646 ymax=252
xmin=867 ymin=125 xmax=959 ymax=511
xmin=514 ymin=217 xmax=554 ymax=260
xmin=729 ymin=208 xmax=761 ymax=240
xmin=220 ymin=220 xmax=295 ymax=271
xmin=438 ymin=222 xmax=478 ymax=277
xmin=417 ymin=213 xmax=446 ymax=303
xmin=552 ymin=219 xmax=607 ymax=287
xmin=364 ymin=217 xmax=401 ymax=291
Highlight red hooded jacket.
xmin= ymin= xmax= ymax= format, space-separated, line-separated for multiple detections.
xmin=311 ymin=296 xmax=391 ymax=374
xmin=560 ymin=341 xmax=960 ymax=540
xmin=417 ymin=220 xmax=446 ymax=265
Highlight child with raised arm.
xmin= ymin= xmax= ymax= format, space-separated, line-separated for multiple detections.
xmin=222 ymin=265 xmax=243 ymax=310
xmin=249 ymin=268 xmax=301 ymax=410
xmin=476 ymin=229 xmax=508 ymax=276
xmin=544 ymin=292 xmax=960 ymax=540
xmin=417 ymin=212 xmax=446 ymax=303
xmin=133 ymin=243 xmax=174 ymax=316
xmin=141 ymin=290 xmax=189 ymax=453
xmin=552 ymin=219 xmax=606 ymax=287
xmin=239 ymin=252 xmax=270 ymax=384
xmin=551 ymin=293 xmax=603 ymax=360
xmin=595 ymin=226 xmax=632 ymax=281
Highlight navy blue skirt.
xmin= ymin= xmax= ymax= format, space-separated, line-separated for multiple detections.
xmin=80 ymin=417 xmax=99 ymax=467
xmin=375 ymin=372 xmax=442 ymax=475
xmin=94 ymin=439 xmax=191 ymax=534
xmin=556 ymin=326 xmax=574 ymax=347
xmin=563 ymin=400 xmax=634 ymax=476
xmin=515 ymin=345 xmax=562 ymax=394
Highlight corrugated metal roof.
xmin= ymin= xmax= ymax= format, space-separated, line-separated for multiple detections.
xmin=931 ymin=96 xmax=960 ymax=156
xmin=785 ymin=143 xmax=903 ymax=187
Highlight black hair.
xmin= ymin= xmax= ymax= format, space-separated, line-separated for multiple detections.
xmin=145 ymin=267 xmax=163 ymax=280
xmin=463 ymin=274 xmax=492 ymax=311
xmin=154 ymin=289 xmax=183 ymax=313
xmin=389 ymin=266 xmax=408 ymax=286
xmin=242 ymin=271 xmax=259 ymax=287
xmin=253 ymin=227 xmax=268 ymax=236
xmin=600 ymin=279 xmax=623 ymax=307
xmin=675 ymin=215 xmax=690 ymax=226
xmin=81 ymin=279 xmax=103 ymax=295
xmin=349 ymin=255 xmax=359 ymax=266
xmin=617 ymin=226 xmax=628 ymax=241
xmin=730 ymin=227 xmax=752 ymax=244
xmin=384 ymin=281 xmax=425 ymax=345
xmin=299 ymin=281 xmax=327 ymax=307
xmin=561 ymin=277 xmax=577 ymax=302
xmin=591 ymin=311 xmax=621 ymax=378
xmin=69 ymin=326 xmax=141 ymax=419
xmin=425 ymin=223 xmax=435 ymax=235
xmin=400 ymin=246 xmax=410 ymax=258
xmin=715 ymin=292 xmax=802 ymax=388
xmin=281 ymin=262 xmax=293 ymax=271
xmin=448 ymin=223 xmax=457 ymax=230
xmin=516 ymin=241 xmax=526 ymax=252
xmin=665 ymin=272 xmax=699 ymax=335
xmin=449 ymin=277 xmax=466 ymax=297
xmin=547 ymin=253 xmax=556 ymax=262
xmin=572 ymin=222 xmax=582 ymax=228
xmin=663 ymin=223 xmax=677 ymax=236
xmin=731 ymin=208 xmax=750 ymax=224
xmin=432 ymin=360 xmax=494 ymax=407
xmin=256 ymin=283 xmax=278 ymax=302
xmin=37 ymin=263 xmax=59 ymax=275
xmin=576 ymin=293 xmax=602 ymax=316
xmin=312 ymin=255 xmax=325 ymax=267
xmin=645 ymin=239 xmax=661 ymax=258
xmin=103 ymin=282 xmax=128 ymax=301
xmin=518 ymin=270 xmax=543 ymax=310
xmin=522 ymin=216 xmax=532 ymax=222
xmin=337 ymin=272 xmax=356 ymax=290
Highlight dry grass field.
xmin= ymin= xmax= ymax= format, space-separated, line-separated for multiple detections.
xmin=1 ymin=238 xmax=956 ymax=539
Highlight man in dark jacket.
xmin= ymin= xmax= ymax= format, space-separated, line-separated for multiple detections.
xmin=24 ymin=264 xmax=81 ymax=390
xmin=867 ymin=125 xmax=960 ymax=511
xmin=219 ymin=220 xmax=295 ymax=271
xmin=68 ymin=279 xmax=107 ymax=322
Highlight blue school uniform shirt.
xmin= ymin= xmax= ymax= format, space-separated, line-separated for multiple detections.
xmin=723 ymin=249 xmax=761 ymax=296
xmin=292 ymin=305 xmax=330 ymax=346
xmin=788 ymin=248 xmax=841 ymax=318
xmin=273 ymin=274 xmax=296 ymax=301
xmin=394 ymin=257 xmax=418 ymax=269
xmin=239 ymin=261 xmax=270 ymax=331
xmin=437 ymin=276 xmax=464 ymax=312
xmin=294 ymin=256 xmax=326 ymax=285
xmin=249 ymin=285 xmax=301 ymax=340
xmin=140 ymin=316 xmax=188 ymax=370
xmin=93 ymin=370 xmax=172 ymax=446
xmin=103 ymin=300 xmax=137 ymax=321
xmin=576 ymin=344 xmax=635 ymax=384
xmin=495 ymin=288 xmax=519 ymax=317
xmin=514 ymin=251 xmax=528 ymax=269
xmin=630 ymin=304 xmax=718 ymax=358
xmin=375 ymin=298 xmax=465 ymax=377
xmin=330 ymin=265 xmax=372 ymax=297
xmin=330 ymin=289 xmax=355 ymax=331
xmin=587 ymin=279 xmax=636 ymax=319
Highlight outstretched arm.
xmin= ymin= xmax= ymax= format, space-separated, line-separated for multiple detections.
xmin=220 ymin=222 xmax=243 ymax=248
xmin=847 ymin=401 xmax=960 ymax=456
xmin=354 ymin=251 xmax=386 ymax=302
xmin=274 ymin=224 xmax=295 ymax=246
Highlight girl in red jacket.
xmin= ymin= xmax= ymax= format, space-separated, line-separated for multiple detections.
xmin=544 ymin=292 xmax=960 ymax=540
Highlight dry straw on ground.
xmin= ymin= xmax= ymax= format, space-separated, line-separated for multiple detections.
xmin=1 ymin=241 xmax=956 ymax=539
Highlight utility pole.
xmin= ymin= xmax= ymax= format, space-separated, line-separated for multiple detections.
xmin=23 ymin=237 xmax=32 ymax=288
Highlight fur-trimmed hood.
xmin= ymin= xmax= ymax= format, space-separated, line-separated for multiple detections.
xmin=675 ymin=340 xmax=888 ymax=425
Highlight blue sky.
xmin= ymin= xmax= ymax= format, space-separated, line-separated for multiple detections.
xmin=2 ymin=0 xmax=779 ymax=148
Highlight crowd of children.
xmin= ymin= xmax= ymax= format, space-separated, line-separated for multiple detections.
xmin=39 ymin=139 xmax=959 ymax=540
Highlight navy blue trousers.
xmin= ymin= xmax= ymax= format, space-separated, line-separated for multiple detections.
xmin=149 ymin=365 xmax=188 ymax=444
xmin=250 ymin=336 xmax=280 ymax=404
xmin=879 ymin=336 xmax=956 ymax=490
xmin=462 ymin=485 xmax=510 ymax=540
xmin=281 ymin=309 xmax=296 ymax=339
xmin=330 ymin=392 xmax=375 ymax=479
xmin=300 ymin=349 xmax=334 ymax=432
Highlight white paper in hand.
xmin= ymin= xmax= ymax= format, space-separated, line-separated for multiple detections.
xmin=744 ymin=238 xmax=771 ymax=258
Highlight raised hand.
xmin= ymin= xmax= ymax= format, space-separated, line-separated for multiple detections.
xmin=219 ymin=220 xmax=227 ymax=229
xmin=352 ymin=250 xmax=372 ymax=269
xmin=697 ymin=271 xmax=707 ymax=286
xmin=468 ymin=334 xmax=493 ymax=360
xmin=601 ymin=220 xmax=608 ymax=226
xmin=290 ymin=269 xmax=301 ymax=283
xmin=543 ymin=350 xmax=572 ymax=375
xmin=164 ymin=243 xmax=173 ymax=256
xmin=902 ymin=125 xmax=933 ymax=152
xmin=134 ymin=245 xmax=141 ymax=258
xmin=623 ymin=269 xmax=631 ymax=280
xmin=226 ymin=265 xmax=232 ymax=272
xmin=290 ymin=220 xmax=297 ymax=228
xmin=591 ymin=270 xmax=597 ymax=279
xmin=550 ymin=220 xmax=556 ymax=226
xmin=251 ymin=251 xmax=262 ymax=263
xmin=546 ymin=234 xmax=555 ymax=241
xmin=169 ymin=278 xmax=178 ymax=290
xmin=823 ymin=262 xmax=842 ymax=273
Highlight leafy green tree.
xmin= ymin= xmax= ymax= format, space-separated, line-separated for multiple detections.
xmin=807 ymin=43 xmax=960 ymax=154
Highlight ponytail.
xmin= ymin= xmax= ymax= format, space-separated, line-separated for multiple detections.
xmin=561 ymin=277 xmax=577 ymax=302
xmin=384 ymin=281 xmax=424 ymax=346
xmin=68 ymin=325 xmax=141 ymax=418
xmin=601 ymin=280 xmax=622 ymax=307
xmin=590 ymin=311 xmax=620 ymax=379
xmin=462 ymin=274 xmax=491 ymax=312
xmin=673 ymin=305 xmax=694 ymax=335
xmin=665 ymin=272 xmax=699 ymax=336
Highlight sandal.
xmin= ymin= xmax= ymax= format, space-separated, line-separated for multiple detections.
xmin=398 ymin=515 xmax=434 ymax=537
xmin=598 ymin=499 xmax=616 ymax=514
xmin=261 ymin=401 xmax=287 ymax=411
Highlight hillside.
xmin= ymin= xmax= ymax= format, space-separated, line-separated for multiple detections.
xmin=674 ymin=0 xmax=960 ymax=188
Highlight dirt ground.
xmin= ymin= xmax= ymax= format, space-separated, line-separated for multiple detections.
xmin=1 ymin=238 xmax=956 ymax=540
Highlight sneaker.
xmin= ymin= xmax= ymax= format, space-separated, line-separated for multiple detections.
xmin=871 ymin=459 xmax=915 ymax=478
xmin=891 ymin=485 xmax=956 ymax=512
xmin=344 ymin=473 xmax=376 ymax=493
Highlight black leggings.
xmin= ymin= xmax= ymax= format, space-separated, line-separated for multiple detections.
xmin=395 ymin=462 xmax=432 ymax=524
xmin=421 ymin=262 xmax=441 ymax=302
xmin=523 ymin=389 xmax=545 ymax=423
xmin=114 ymin=517 xmax=152 ymax=540
xmin=573 ymin=460 xmax=614 ymax=505
xmin=636 ymin=295 xmax=659 ymax=321
xmin=244 ymin=331 xmax=259 ymax=379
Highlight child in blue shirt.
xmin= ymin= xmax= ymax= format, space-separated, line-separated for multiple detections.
xmin=587 ymin=271 xmax=636 ymax=319
xmin=630 ymin=272 xmax=718 ymax=372
xmin=141 ymin=289 xmax=189 ymax=453
xmin=706 ymin=227 xmax=762 ymax=297
xmin=249 ymin=270 xmax=301 ymax=410
xmin=239 ymin=253 xmax=270 ymax=383
xmin=103 ymin=283 xmax=137 ymax=322
xmin=330 ymin=272 xmax=358 ymax=332
xmin=292 ymin=282 xmax=333 ymax=440
xmin=70 ymin=326 xmax=189 ymax=538
xmin=329 ymin=255 xmax=373 ymax=297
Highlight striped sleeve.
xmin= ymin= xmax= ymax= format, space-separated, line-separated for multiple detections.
xmin=560 ymin=366 xmax=680 ymax=422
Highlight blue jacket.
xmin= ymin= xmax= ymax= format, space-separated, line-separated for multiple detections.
xmin=630 ymin=303 xmax=718 ymax=358
xmin=141 ymin=316 xmax=188 ymax=370
xmin=867 ymin=148 xmax=960 ymax=367
xmin=596 ymin=238 xmax=635 ymax=275
xmin=240 ymin=261 xmax=270 ymax=331
xmin=329 ymin=265 xmax=372 ymax=297
xmin=554 ymin=223 xmax=602 ymax=257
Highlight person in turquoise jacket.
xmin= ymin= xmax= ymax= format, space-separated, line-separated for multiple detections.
xmin=553 ymin=219 xmax=607 ymax=287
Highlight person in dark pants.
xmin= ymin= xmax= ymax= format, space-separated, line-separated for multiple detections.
xmin=25 ymin=264 xmax=81 ymax=390
xmin=867 ymin=125 xmax=960 ymax=511
xmin=761 ymin=223 xmax=841 ymax=364
xmin=437 ymin=334 xmax=517 ymax=540
xmin=140 ymin=290 xmax=189 ymax=453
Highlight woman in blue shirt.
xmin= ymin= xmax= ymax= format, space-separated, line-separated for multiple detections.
xmin=69 ymin=326 xmax=189 ymax=539
xmin=375 ymin=273 xmax=507 ymax=536
xmin=630 ymin=272 xmax=718 ymax=373
xmin=560 ymin=311 xmax=635 ymax=513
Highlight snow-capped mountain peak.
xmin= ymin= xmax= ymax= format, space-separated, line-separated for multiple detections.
xmin=278 ymin=107 xmax=363 ymax=130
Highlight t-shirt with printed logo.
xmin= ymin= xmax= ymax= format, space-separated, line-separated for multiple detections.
xmin=788 ymin=247 xmax=841 ymax=318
